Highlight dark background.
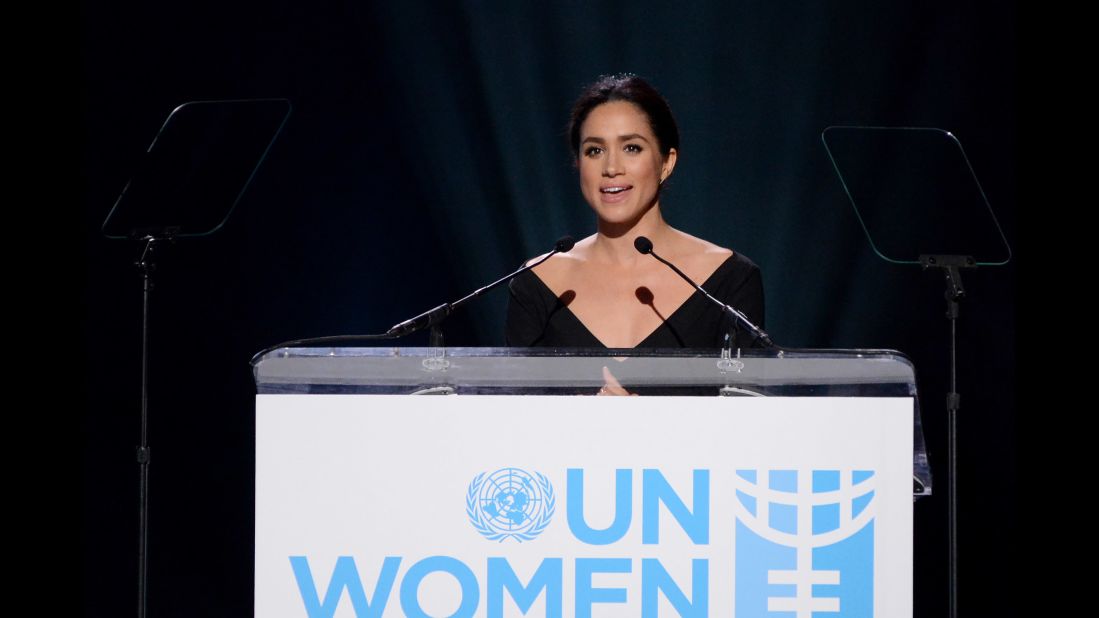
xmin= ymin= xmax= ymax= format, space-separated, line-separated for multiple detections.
xmin=80 ymin=1 xmax=1015 ymax=616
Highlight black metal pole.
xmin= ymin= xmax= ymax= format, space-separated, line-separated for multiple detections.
xmin=921 ymin=254 xmax=970 ymax=618
xmin=136 ymin=237 xmax=157 ymax=618
xmin=947 ymin=297 xmax=960 ymax=618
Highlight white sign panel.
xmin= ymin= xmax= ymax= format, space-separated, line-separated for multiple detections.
xmin=256 ymin=395 xmax=912 ymax=617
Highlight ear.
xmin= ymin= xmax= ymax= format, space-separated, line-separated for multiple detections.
xmin=660 ymin=148 xmax=678 ymax=182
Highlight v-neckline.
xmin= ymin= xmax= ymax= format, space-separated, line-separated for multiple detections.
xmin=527 ymin=254 xmax=736 ymax=348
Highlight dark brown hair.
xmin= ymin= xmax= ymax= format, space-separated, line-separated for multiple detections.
xmin=568 ymin=74 xmax=680 ymax=158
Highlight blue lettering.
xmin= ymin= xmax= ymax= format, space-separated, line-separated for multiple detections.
xmin=575 ymin=558 xmax=630 ymax=618
xmin=641 ymin=558 xmax=708 ymax=617
xmin=567 ymin=468 xmax=632 ymax=544
xmin=487 ymin=557 xmax=562 ymax=617
xmin=289 ymin=555 xmax=399 ymax=618
xmin=399 ymin=556 xmax=479 ymax=618
xmin=642 ymin=469 xmax=710 ymax=544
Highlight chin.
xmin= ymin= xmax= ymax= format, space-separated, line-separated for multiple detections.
xmin=595 ymin=199 xmax=656 ymax=225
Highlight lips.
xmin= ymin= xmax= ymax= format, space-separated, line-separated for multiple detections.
xmin=599 ymin=184 xmax=633 ymax=203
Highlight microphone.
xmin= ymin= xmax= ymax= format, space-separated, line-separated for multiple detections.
xmin=251 ymin=236 xmax=576 ymax=359
xmin=555 ymin=236 xmax=577 ymax=253
xmin=386 ymin=235 xmax=576 ymax=337
xmin=634 ymin=236 xmax=776 ymax=348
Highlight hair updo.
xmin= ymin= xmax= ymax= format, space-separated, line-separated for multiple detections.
xmin=568 ymin=73 xmax=680 ymax=158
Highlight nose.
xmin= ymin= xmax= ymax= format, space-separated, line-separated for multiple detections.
xmin=602 ymin=151 xmax=621 ymax=176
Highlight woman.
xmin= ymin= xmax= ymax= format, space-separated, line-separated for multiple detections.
xmin=506 ymin=74 xmax=764 ymax=352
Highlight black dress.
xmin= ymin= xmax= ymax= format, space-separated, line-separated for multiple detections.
xmin=505 ymin=253 xmax=765 ymax=348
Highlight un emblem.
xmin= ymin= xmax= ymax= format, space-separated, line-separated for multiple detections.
xmin=732 ymin=469 xmax=876 ymax=617
xmin=466 ymin=468 xmax=555 ymax=542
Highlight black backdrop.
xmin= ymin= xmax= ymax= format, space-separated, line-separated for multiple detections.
xmin=81 ymin=1 xmax=1015 ymax=616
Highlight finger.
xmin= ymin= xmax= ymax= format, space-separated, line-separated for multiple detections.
xmin=602 ymin=366 xmax=623 ymax=388
xmin=599 ymin=366 xmax=630 ymax=396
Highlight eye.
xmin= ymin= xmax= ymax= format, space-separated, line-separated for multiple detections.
xmin=584 ymin=146 xmax=603 ymax=157
xmin=624 ymin=143 xmax=643 ymax=153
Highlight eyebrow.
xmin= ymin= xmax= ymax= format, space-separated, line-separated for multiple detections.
xmin=581 ymin=133 xmax=651 ymax=144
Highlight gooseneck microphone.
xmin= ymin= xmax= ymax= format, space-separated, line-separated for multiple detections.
xmin=634 ymin=236 xmax=776 ymax=348
xmin=386 ymin=235 xmax=576 ymax=337
xmin=250 ymin=236 xmax=576 ymax=362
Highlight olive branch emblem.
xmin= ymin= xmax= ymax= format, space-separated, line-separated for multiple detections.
xmin=466 ymin=469 xmax=556 ymax=543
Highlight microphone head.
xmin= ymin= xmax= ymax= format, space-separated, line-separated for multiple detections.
xmin=634 ymin=236 xmax=653 ymax=255
xmin=555 ymin=235 xmax=576 ymax=253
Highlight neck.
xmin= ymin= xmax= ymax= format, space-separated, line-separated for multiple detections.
xmin=593 ymin=202 xmax=670 ymax=265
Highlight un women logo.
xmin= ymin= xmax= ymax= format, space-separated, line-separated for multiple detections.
xmin=466 ymin=468 xmax=555 ymax=542
xmin=732 ymin=469 xmax=876 ymax=617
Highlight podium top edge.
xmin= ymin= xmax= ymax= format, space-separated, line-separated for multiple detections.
xmin=250 ymin=346 xmax=913 ymax=367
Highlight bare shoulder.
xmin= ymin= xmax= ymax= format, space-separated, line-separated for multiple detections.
xmin=527 ymin=234 xmax=596 ymax=292
xmin=667 ymin=229 xmax=734 ymax=271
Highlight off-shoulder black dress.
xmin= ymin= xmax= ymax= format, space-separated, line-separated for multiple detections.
xmin=505 ymin=253 xmax=765 ymax=348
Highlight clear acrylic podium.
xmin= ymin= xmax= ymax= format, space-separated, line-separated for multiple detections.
xmin=251 ymin=346 xmax=927 ymax=617
xmin=252 ymin=346 xmax=929 ymax=494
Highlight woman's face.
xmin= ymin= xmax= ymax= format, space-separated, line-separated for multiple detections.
xmin=578 ymin=101 xmax=677 ymax=227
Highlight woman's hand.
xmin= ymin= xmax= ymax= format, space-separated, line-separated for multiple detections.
xmin=597 ymin=366 xmax=637 ymax=396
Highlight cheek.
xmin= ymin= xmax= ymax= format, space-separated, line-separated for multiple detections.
xmin=578 ymin=162 xmax=600 ymax=187
xmin=647 ymin=156 xmax=666 ymax=179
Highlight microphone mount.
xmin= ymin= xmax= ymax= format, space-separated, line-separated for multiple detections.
xmin=386 ymin=236 xmax=577 ymax=342
xmin=634 ymin=236 xmax=777 ymax=349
